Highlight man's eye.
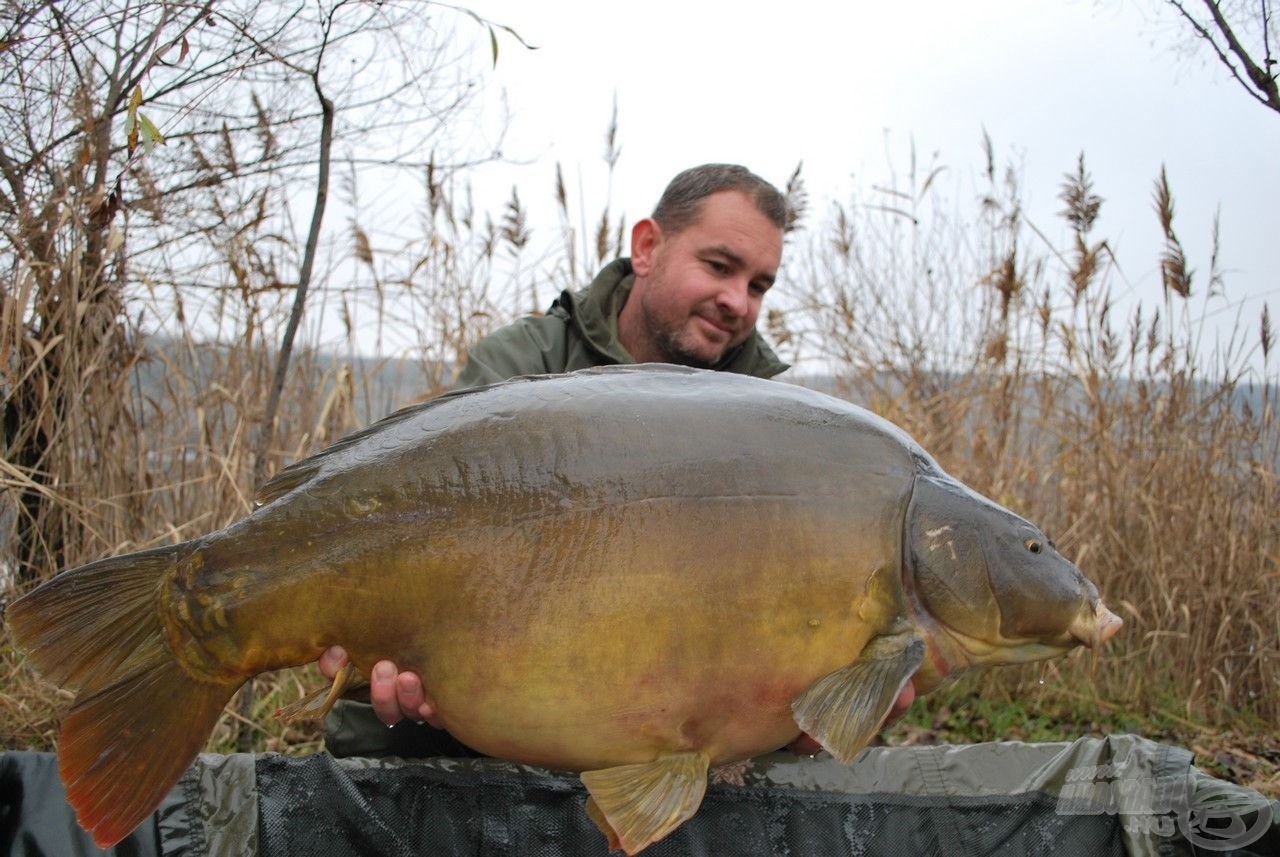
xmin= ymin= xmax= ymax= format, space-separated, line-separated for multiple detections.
xmin=707 ymin=260 xmax=729 ymax=274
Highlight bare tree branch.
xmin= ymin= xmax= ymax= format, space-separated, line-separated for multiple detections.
xmin=1165 ymin=0 xmax=1280 ymax=115
xmin=0 ymin=0 xmax=512 ymax=586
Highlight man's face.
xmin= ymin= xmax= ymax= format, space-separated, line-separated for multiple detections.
xmin=623 ymin=190 xmax=783 ymax=368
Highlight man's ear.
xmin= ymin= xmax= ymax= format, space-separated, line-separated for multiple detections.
xmin=630 ymin=218 xmax=662 ymax=276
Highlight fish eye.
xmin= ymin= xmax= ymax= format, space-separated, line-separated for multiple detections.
xmin=1025 ymin=538 xmax=1043 ymax=554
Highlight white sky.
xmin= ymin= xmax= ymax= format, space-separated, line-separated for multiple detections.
xmin=420 ymin=0 xmax=1279 ymax=375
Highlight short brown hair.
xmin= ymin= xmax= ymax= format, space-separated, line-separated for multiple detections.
xmin=651 ymin=164 xmax=787 ymax=235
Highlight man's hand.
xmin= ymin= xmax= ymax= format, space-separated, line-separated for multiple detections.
xmin=318 ymin=645 xmax=442 ymax=728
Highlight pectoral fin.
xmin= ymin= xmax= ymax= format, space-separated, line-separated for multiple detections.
xmin=275 ymin=661 xmax=360 ymax=722
xmin=581 ymin=751 xmax=710 ymax=855
xmin=792 ymin=630 xmax=925 ymax=763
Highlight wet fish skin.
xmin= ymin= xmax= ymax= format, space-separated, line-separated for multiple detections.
xmin=6 ymin=365 xmax=1120 ymax=854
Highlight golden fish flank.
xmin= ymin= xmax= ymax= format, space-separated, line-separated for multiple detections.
xmin=7 ymin=364 xmax=1122 ymax=854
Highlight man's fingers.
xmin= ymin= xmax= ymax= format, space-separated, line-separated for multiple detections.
xmin=318 ymin=645 xmax=349 ymax=680
xmin=788 ymin=733 xmax=824 ymax=755
xmin=884 ymin=683 xmax=916 ymax=726
xmin=395 ymin=672 xmax=446 ymax=728
xmin=369 ymin=660 xmax=444 ymax=728
xmin=395 ymin=672 xmax=426 ymax=719
xmin=369 ymin=660 xmax=403 ymax=726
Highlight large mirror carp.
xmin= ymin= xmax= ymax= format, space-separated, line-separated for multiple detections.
xmin=8 ymin=364 xmax=1121 ymax=853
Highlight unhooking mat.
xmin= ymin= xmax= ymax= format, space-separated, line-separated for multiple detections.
xmin=2 ymin=735 xmax=1276 ymax=856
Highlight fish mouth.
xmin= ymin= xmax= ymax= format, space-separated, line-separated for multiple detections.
xmin=1068 ymin=601 xmax=1123 ymax=650
xmin=913 ymin=601 xmax=1122 ymax=685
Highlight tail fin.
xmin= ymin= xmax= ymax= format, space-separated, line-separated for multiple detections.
xmin=7 ymin=546 xmax=241 ymax=848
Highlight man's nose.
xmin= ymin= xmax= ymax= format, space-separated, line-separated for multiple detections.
xmin=715 ymin=279 xmax=751 ymax=317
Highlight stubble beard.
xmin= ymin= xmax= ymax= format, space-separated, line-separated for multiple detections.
xmin=650 ymin=325 xmax=718 ymax=369
xmin=639 ymin=295 xmax=727 ymax=369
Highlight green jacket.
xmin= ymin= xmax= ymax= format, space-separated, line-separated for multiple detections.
xmin=452 ymin=258 xmax=789 ymax=389
xmin=325 ymin=260 xmax=788 ymax=759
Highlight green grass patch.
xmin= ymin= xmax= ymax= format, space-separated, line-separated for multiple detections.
xmin=881 ymin=681 xmax=1279 ymax=798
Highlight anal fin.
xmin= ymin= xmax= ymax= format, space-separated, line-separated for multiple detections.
xmin=275 ymin=660 xmax=360 ymax=722
xmin=792 ymin=630 xmax=925 ymax=763
xmin=581 ymin=750 xmax=710 ymax=855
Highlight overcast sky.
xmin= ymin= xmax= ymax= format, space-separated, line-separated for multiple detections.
xmin=440 ymin=0 xmax=1277 ymax=375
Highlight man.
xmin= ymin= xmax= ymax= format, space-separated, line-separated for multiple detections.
xmin=453 ymin=162 xmax=789 ymax=387
xmin=319 ymin=164 xmax=913 ymax=757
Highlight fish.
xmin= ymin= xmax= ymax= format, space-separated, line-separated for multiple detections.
xmin=7 ymin=364 xmax=1122 ymax=854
